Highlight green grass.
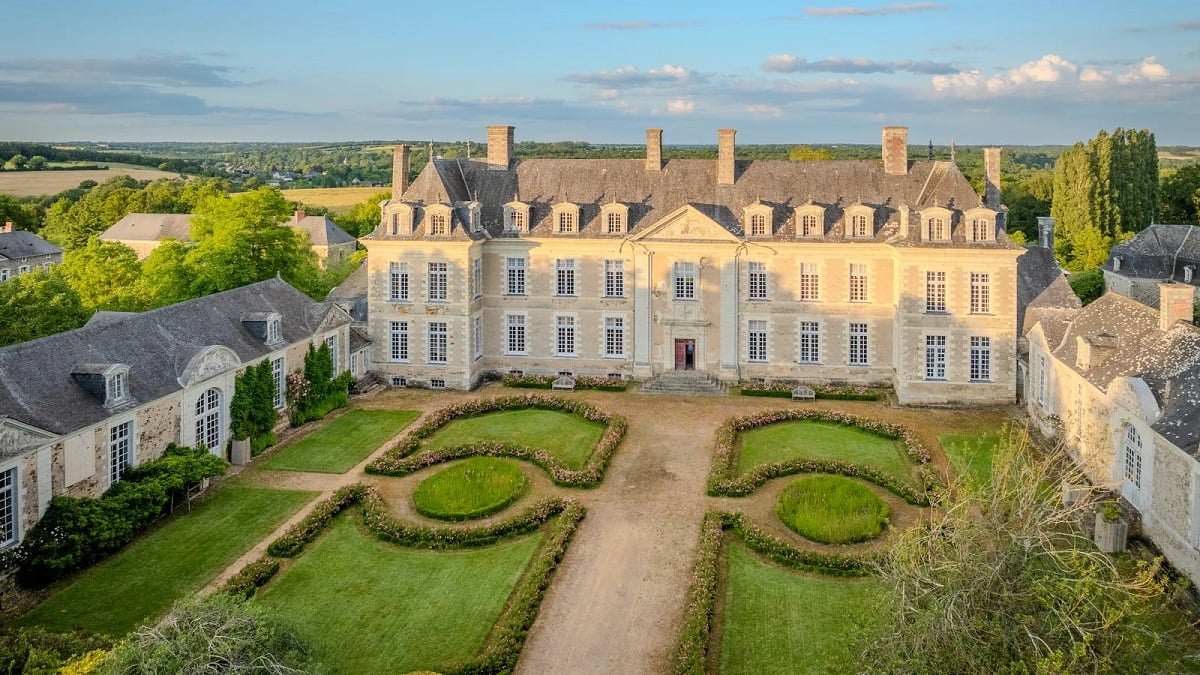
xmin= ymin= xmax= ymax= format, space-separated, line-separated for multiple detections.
xmin=423 ymin=409 xmax=605 ymax=470
xmin=263 ymin=409 xmax=419 ymax=473
xmin=940 ymin=433 xmax=1002 ymax=487
xmin=412 ymin=457 xmax=529 ymax=521
xmin=720 ymin=542 xmax=883 ymax=674
xmin=255 ymin=516 xmax=540 ymax=674
xmin=776 ymin=475 xmax=889 ymax=544
xmin=738 ymin=420 xmax=913 ymax=485
xmin=19 ymin=487 xmax=315 ymax=636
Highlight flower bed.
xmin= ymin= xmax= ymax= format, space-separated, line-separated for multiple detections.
xmin=707 ymin=409 xmax=935 ymax=503
xmin=366 ymin=395 xmax=627 ymax=488
xmin=739 ymin=381 xmax=881 ymax=401
xmin=223 ymin=556 xmax=280 ymax=598
xmin=502 ymin=373 xmax=628 ymax=392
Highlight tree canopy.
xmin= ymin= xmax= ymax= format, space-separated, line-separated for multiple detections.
xmin=1159 ymin=164 xmax=1200 ymax=226
xmin=0 ymin=269 xmax=90 ymax=347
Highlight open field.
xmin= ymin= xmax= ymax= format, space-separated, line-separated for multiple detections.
xmin=0 ymin=167 xmax=183 ymax=196
xmin=280 ymin=186 xmax=385 ymax=214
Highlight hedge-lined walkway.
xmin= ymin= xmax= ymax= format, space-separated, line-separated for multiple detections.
xmin=208 ymin=386 xmax=1009 ymax=674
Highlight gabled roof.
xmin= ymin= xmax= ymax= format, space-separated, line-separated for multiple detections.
xmin=1017 ymin=245 xmax=1079 ymax=335
xmin=0 ymin=278 xmax=349 ymax=437
xmin=0 ymin=229 xmax=62 ymax=261
xmin=290 ymin=214 xmax=356 ymax=246
xmin=100 ymin=213 xmax=193 ymax=243
xmin=1105 ymin=223 xmax=1200 ymax=283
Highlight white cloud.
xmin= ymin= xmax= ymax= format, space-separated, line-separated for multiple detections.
xmin=931 ymin=53 xmax=1171 ymax=98
xmin=763 ymin=54 xmax=957 ymax=74
xmin=666 ymin=98 xmax=695 ymax=114
xmin=744 ymin=103 xmax=783 ymax=117
xmin=564 ymin=64 xmax=704 ymax=88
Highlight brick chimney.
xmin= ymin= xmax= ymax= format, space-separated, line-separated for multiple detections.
xmin=1037 ymin=216 xmax=1055 ymax=250
xmin=645 ymin=128 xmax=663 ymax=172
xmin=392 ymin=145 xmax=410 ymax=200
xmin=487 ymin=125 xmax=514 ymax=171
xmin=882 ymin=126 xmax=908 ymax=176
xmin=1159 ymin=282 xmax=1195 ymax=331
xmin=293 ymin=210 xmax=305 ymax=223
xmin=717 ymin=128 xmax=736 ymax=186
xmin=984 ymin=147 xmax=1002 ymax=208
xmin=1 ymin=221 xmax=12 ymax=234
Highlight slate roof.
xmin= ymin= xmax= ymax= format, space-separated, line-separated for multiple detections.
xmin=290 ymin=214 xmax=356 ymax=246
xmin=1016 ymin=245 xmax=1076 ymax=335
xmin=326 ymin=260 xmax=368 ymax=322
xmin=365 ymin=157 xmax=1020 ymax=249
xmin=0 ymin=278 xmax=348 ymax=436
xmin=0 ymin=230 xmax=62 ymax=261
xmin=1105 ymin=224 xmax=1200 ymax=283
xmin=100 ymin=213 xmax=193 ymax=243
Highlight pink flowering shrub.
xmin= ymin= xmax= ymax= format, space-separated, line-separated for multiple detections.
xmin=267 ymin=484 xmax=367 ymax=557
xmin=502 ymin=373 xmax=628 ymax=392
xmin=223 ymin=556 xmax=280 ymax=598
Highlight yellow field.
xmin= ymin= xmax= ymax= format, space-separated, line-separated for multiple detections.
xmin=0 ymin=167 xmax=184 ymax=197
xmin=281 ymin=187 xmax=387 ymax=214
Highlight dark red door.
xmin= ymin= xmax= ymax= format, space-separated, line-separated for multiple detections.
xmin=674 ymin=340 xmax=687 ymax=370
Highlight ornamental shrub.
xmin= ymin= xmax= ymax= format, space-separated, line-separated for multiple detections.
xmin=229 ymin=360 xmax=278 ymax=455
xmin=287 ymin=342 xmax=354 ymax=426
xmin=223 ymin=557 xmax=280 ymax=599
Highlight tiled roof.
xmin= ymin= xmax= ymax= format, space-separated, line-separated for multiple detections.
xmin=1105 ymin=223 xmax=1200 ymax=283
xmin=0 ymin=230 xmax=63 ymax=261
xmin=1017 ymin=246 xmax=1076 ymax=334
xmin=100 ymin=213 xmax=193 ymax=243
xmin=291 ymin=215 xmax=356 ymax=246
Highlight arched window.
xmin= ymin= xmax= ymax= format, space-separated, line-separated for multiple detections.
xmin=927 ymin=217 xmax=947 ymax=241
xmin=1123 ymin=424 xmax=1142 ymax=489
xmin=195 ymin=388 xmax=222 ymax=451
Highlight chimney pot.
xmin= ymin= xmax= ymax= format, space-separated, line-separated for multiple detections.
xmin=882 ymin=126 xmax=909 ymax=176
xmin=1159 ymin=282 xmax=1195 ymax=331
xmin=392 ymin=145 xmax=410 ymax=199
xmin=984 ymin=147 xmax=1002 ymax=208
xmin=487 ymin=125 xmax=515 ymax=171
xmin=645 ymin=129 xmax=663 ymax=172
xmin=1037 ymin=216 xmax=1056 ymax=250
xmin=293 ymin=210 xmax=305 ymax=223
xmin=717 ymin=128 xmax=736 ymax=185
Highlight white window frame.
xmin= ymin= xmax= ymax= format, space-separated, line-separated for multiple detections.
xmin=427 ymin=322 xmax=448 ymax=364
xmin=799 ymin=262 xmax=819 ymax=301
xmin=748 ymin=320 xmax=768 ymax=363
xmin=971 ymin=218 xmax=993 ymax=242
xmin=195 ymin=388 xmax=222 ymax=451
xmin=849 ymin=322 xmax=869 ymax=366
xmin=427 ymin=262 xmax=448 ymax=302
xmin=505 ymin=313 xmax=527 ymax=355
xmin=1123 ymin=425 xmax=1143 ymax=490
xmin=927 ymin=217 xmax=948 ymax=241
xmin=604 ymin=316 xmax=625 ymax=358
xmin=925 ymin=335 xmax=947 ymax=380
xmin=106 ymin=370 xmax=127 ymax=405
xmin=429 ymin=212 xmax=448 ymax=236
xmin=750 ymin=213 xmax=768 ymax=237
xmin=604 ymin=259 xmax=625 ymax=298
xmin=108 ymin=419 xmax=134 ymax=485
xmin=925 ymin=271 xmax=947 ymax=313
xmin=557 ymin=210 xmax=576 ymax=234
xmin=606 ymin=211 xmax=623 ymax=234
xmin=472 ymin=258 xmax=482 ymax=299
xmin=1037 ymin=354 xmax=1047 ymax=405
xmin=473 ymin=316 xmax=483 ymax=360
xmin=271 ymin=356 xmax=285 ymax=408
xmin=388 ymin=261 xmax=410 ymax=302
xmin=674 ymin=262 xmax=697 ymax=300
xmin=849 ymin=263 xmax=867 ymax=303
xmin=556 ymin=259 xmax=577 ymax=297
xmin=555 ymin=315 xmax=577 ymax=357
xmin=506 ymin=257 xmax=527 ymax=296
xmin=389 ymin=320 xmax=409 ymax=362
xmin=799 ymin=321 xmax=820 ymax=364
xmin=970 ymin=272 xmax=990 ymax=314
xmin=748 ymin=262 xmax=768 ymax=301
xmin=969 ymin=336 xmax=991 ymax=382
xmin=851 ymin=214 xmax=869 ymax=238
xmin=325 ymin=334 xmax=338 ymax=372
xmin=0 ymin=466 xmax=17 ymax=549
xmin=800 ymin=214 xmax=820 ymax=237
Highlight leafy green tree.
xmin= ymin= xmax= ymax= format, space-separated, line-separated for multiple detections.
xmin=1068 ymin=268 xmax=1106 ymax=305
xmin=229 ymin=361 xmax=279 ymax=455
xmin=1003 ymin=170 xmax=1053 ymax=242
xmin=1159 ymin=164 xmax=1200 ymax=225
xmin=788 ymin=146 xmax=835 ymax=161
xmin=0 ymin=269 xmax=90 ymax=346
xmin=1051 ymin=128 xmax=1158 ymax=270
xmin=0 ymin=194 xmax=38 ymax=231
xmin=332 ymin=190 xmax=389 ymax=237
xmin=26 ymin=155 xmax=48 ymax=170
xmin=139 ymin=239 xmax=194 ymax=308
xmin=58 ymin=239 xmax=147 ymax=312
xmin=5 ymin=153 xmax=28 ymax=170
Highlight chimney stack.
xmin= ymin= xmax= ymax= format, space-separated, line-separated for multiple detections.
xmin=392 ymin=145 xmax=410 ymax=200
xmin=984 ymin=147 xmax=1002 ymax=208
xmin=717 ymin=128 xmax=736 ymax=185
xmin=1 ymin=221 xmax=12 ymax=234
xmin=1037 ymin=216 xmax=1055 ymax=250
xmin=487 ymin=125 xmax=515 ymax=171
xmin=645 ymin=128 xmax=663 ymax=172
xmin=1159 ymin=282 xmax=1195 ymax=331
xmin=882 ymin=126 xmax=908 ymax=175
xmin=292 ymin=210 xmax=305 ymax=223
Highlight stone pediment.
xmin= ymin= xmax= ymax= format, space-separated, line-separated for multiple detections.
xmin=179 ymin=345 xmax=242 ymax=387
xmin=633 ymin=205 xmax=741 ymax=244
xmin=0 ymin=417 xmax=55 ymax=456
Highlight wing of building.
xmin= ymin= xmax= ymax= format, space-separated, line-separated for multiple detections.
xmin=362 ymin=125 xmax=1024 ymax=405
xmin=0 ymin=222 xmax=63 ymax=281
xmin=0 ymin=278 xmax=351 ymax=550
xmin=1103 ymin=223 xmax=1200 ymax=308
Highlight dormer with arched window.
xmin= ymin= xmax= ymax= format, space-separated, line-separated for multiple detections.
xmin=962 ymin=207 xmax=996 ymax=242
xmin=552 ymin=202 xmax=580 ymax=235
xmin=503 ymin=200 xmax=531 ymax=234
xmin=601 ymin=202 xmax=629 ymax=235
xmin=922 ymin=206 xmax=953 ymax=242
xmin=71 ymin=363 xmax=133 ymax=409
xmin=796 ymin=201 xmax=825 ymax=238
xmin=425 ymin=203 xmax=453 ymax=237
xmin=464 ymin=201 xmax=482 ymax=233
xmin=386 ymin=202 xmax=418 ymax=236
xmin=743 ymin=200 xmax=773 ymax=238
xmin=844 ymin=202 xmax=875 ymax=239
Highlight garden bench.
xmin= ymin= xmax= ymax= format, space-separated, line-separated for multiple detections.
xmin=552 ymin=375 xmax=576 ymax=391
xmin=791 ymin=385 xmax=816 ymax=400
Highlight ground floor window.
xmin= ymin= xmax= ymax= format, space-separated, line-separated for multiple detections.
xmin=925 ymin=335 xmax=947 ymax=380
xmin=0 ymin=467 xmax=16 ymax=548
xmin=109 ymin=420 xmax=133 ymax=484
xmin=556 ymin=316 xmax=577 ymax=357
xmin=604 ymin=317 xmax=625 ymax=358
xmin=849 ymin=323 xmax=868 ymax=365
xmin=748 ymin=320 xmax=768 ymax=362
xmin=506 ymin=314 xmax=526 ymax=355
xmin=389 ymin=321 xmax=409 ymax=362
xmin=1123 ymin=425 xmax=1143 ymax=489
xmin=799 ymin=321 xmax=820 ymax=364
xmin=195 ymin=388 xmax=221 ymax=450
xmin=969 ymin=336 xmax=991 ymax=382
xmin=271 ymin=356 xmax=285 ymax=408
xmin=428 ymin=322 xmax=448 ymax=364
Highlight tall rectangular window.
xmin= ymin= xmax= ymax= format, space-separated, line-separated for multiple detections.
xmin=429 ymin=213 xmax=448 ymax=236
xmin=970 ymin=272 xmax=990 ymax=314
xmin=801 ymin=214 xmax=820 ymax=237
xmin=849 ymin=263 xmax=867 ymax=302
xmin=109 ymin=421 xmax=133 ymax=485
xmin=971 ymin=219 xmax=992 ymax=241
xmin=506 ymin=257 xmax=526 ymax=295
xmin=750 ymin=213 xmax=768 ymax=236
xmin=606 ymin=211 xmax=624 ymax=234
xmin=799 ymin=263 xmax=819 ymax=301
xmin=473 ymin=316 xmax=483 ymax=360
xmin=271 ymin=356 xmax=285 ymax=408
xmin=851 ymin=214 xmax=870 ymax=238
xmin=427 ymin=262 xmax=448 ymax=302
xmin=472 ymin=258 xmax=482 ymax=299
xmin=506 ymin=314 xmax=526 ymax=354
xmin=1037 ymin=354 xmax=1047 ymax=405
xmin=849 ymin=323 xmax=869 ymax=365
xmin=970 ymin=336 xmax=991 ymax=381
xmin=0 ymin=467 xmax=15 ymax=548
xmin=925 ymin=271 xmax=947 ymax=313
xmin=674 ymin=262 xmax=696 ymax=300
xmin=799 ymin=321 xmax=820 ymax=364
xmin=427 ymin=322 xmax=447 ymax=363
xmin=389 ymin=321 xmax=409 ymax=362
xmin=925 ymin=335 xmax=947 ymax=380
xmin=748 ymin=320 xmax=768 ymax=362
xmin=388 ymin=262 xmax=409 ymax=302
xmin=748 ymin=262 xmax=768 ymax=300
xmin=604 ymin=317 xmax=625 ymax=357
xmin=604 ymin=259 xmax=625 ymax=297
xmin=325 ymin=335 xmax=338 ymax=371
xmin=556 ymin=315 xmax=577 ymax=356
xmin=556 ymin=259 xmax=577 ymax=296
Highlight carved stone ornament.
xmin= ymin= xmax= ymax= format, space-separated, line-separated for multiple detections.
xmin=179 ymin=345 xmax=242 ymax=387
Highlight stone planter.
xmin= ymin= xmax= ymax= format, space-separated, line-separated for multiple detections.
xmin=1094 ymin=517 xmax=1128 ymax=553
xmin=231 ymin=438 xmax=251 ymax=466
xmin=1061 ymin=480 xmax=1090 ymax=506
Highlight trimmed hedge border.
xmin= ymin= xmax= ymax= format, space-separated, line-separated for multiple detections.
xmin=266 ymin=484 xmax=366 ymax=557
xmin=739 ymin=384 xmax=881 ymax=401
xmin=222 ymin=557 xmax=279 ymax=598
xmin=707 ymin=408 xmax=936 ymax=503
xmin=366 ymin=395 xmax=627 ymax=488
xmin=502 ymin=374 xmax=629 ymax=392
xmin=671 ymin=510 xmax=873 ymax=675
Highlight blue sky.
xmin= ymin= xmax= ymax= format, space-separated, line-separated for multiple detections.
xmin=1 ymin=1 xmax=1198 ymax=144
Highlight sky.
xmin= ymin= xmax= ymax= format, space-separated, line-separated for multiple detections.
xmin=1 ymin=1 xmax=1198 ymax=145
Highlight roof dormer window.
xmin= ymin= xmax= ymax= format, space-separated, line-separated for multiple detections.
xmin=504 ymin=201 xmax=530 ymax=233
xmin=388 ymin=203 xmax=416 ymax=236
xmin=553 ymin=202 xmax=580 ymax=234
xmin=466 ymin=201 xmax=482 ymax=233
xmin=601 ymin=202 xmax=628 ymax=235
xmin=796 ymin=202 xmax=825 ymax=238
xmin=1185 ymin=265 xmax=1194 ymax=284
xmin=970 ymin=218 xmax=993 ymax=241
xmin=844 ymin=203 xmax=874 ymax=239
xmin=106 ymin=369 xmax=128 ymax=405
xmin=72 ymin=362 xmax=133 ymax=408
xmin=921 ymin=207 xmax=953 ymax=242
xmin=743 ymin=200 xmax=773 ymax=239
xmin=267 ymin=317 xmax=281 ymax=344
xmin=425 ymin=204 xmax=453 ymax=237
xmin=1113 ymin=256 xmax=1122 ymax=272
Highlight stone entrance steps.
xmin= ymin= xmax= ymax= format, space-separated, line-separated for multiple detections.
xmin=638 ymin=371 xmax=728 ymax=396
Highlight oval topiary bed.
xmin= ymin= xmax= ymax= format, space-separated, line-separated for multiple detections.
xmin=776 ymin=474 xmax=890 ymax=544
xmin=412 ymin=457 xmax=530 ymax=521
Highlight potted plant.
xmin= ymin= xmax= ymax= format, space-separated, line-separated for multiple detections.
xmin=1093 ymin=500 xmax=1128 ymax=553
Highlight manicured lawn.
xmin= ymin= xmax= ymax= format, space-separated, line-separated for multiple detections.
xmin=719 ymin=542 xmax=883 ymax=674
xmin=413 ymin=457 xmax=529 ymax=520
xmin=940 ymin=433 xmax=1002 ymax=487
xmin=423 ymin=409 xmax=605 ymax=470
xmin=255 ymin=517 xmax=540 ymax=674
xmin=738 ymin=420 xmax=912 ymax=485
xmin=776 ymin=475 xmax=889 ymax=544
xmin=263 ymin=409 xmax=419 ymax=473
xmin=20 ymin=487 xmax=316 ymax=636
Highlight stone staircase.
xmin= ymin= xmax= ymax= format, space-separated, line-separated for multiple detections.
xmin=638 ymin=371 xmax=729 ymax=396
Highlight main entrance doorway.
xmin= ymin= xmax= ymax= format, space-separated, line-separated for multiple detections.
xmin=674 ymin=339 xmax=696 ymax=371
